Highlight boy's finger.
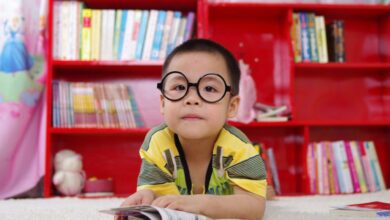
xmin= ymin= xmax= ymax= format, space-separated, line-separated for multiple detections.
xmin=141 ymin=195 xmax=153 ymax=205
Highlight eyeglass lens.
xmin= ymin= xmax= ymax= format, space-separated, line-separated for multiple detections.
xmin=161 ymin=72 xmax=227 ymax=102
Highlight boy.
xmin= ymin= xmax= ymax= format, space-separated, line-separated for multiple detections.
xmin=120 ymin=39 xmax=267 ymax=220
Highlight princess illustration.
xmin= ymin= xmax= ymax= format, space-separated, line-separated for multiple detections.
xmin=0 ymin=15 xmax=34 ymax=74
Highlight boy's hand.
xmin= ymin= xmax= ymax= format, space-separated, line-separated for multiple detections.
xmin=120 ymin=189 xmax=155 ymax=207
xmin=152 ymin=195 xmax=203 ymax=215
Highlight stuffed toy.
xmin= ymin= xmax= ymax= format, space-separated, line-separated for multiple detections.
xmin=52 ymin=149 xmax=86 ymax=196
xmin=232 ymin=59 xmax=257 ymax=123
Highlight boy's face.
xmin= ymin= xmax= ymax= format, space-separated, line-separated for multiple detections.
xmin=160 ymin=51 xmax=240 ymax=140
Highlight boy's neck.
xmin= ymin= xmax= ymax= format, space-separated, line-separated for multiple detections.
xmin=178 ymin=135 xmax=218 ymax=161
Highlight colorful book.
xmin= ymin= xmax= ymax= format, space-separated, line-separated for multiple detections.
xmin=291 ymin=12 xmax=302 ymax=63
xmin=299 ymin=13 xmax=311 ymax=62
xmin=315 ymin=15 xmax=328 ymax=63
xmin=142 ymin=10 xmax=158 ymax=60
xmin=81 ymin=8 xmax=92 ymax=60
xmin=307 ymin=13 xmax=319 ymax=62
xmin=344 ymin=141 xmax=361 ymax=193
xmin=366 ymin=141 xmax=386 ymax=191
xmin=151 ymin=10 xmax=167 ymax=60
xmin=359 ymin=141 xmax=376 ymax=192
xmin=135 ymin=10 xmax=150 ymax=60
xmin=350 ymin=141 xmax=368 ymax=193
xmin=267 ymin=148 xmax=281 ymax=195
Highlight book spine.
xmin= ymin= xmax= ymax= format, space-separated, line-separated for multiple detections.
xmin=121 ymin=10 xmax=135 ymax=61
xmin=91 ymin=10 xmax=102 ymax=60
xmin=307 ymin=13 xmax=319 ymax=62
xmin=335 ymin=20 xmax=346 ymax=62
xmin=113 ymin=10 xmax=122 ymax=60
xmin=316 ymin=16 xmax=328 ymax=63
xmin=159 ymin=11 xmax=174 ymax=60
xmin=350 ymin=141 xmax=368 ymax=193
xmin=128 ymin=86 xmax=144 ymax=127
xmin=339 ymin=141 xmax=353 ymax=193
xmin=267 ymin=148 xmax=281 ymax=195
xmin=117 ymin=10 xmax=128 ymax=60
xmin=366 ymin=141 xmax=386 ymax=190
xmin=183 ymin=12 xmax=195 ymax=41
xmin=332 ymin=142 xmax=346 ymax=193
xmin=81 ymin=8 xmax=92 ymax=60
xmin=129 ymin=10 xmax=142 ymax=60
xmin=150 ymin=10 xmax=167 ymax=60
xmin=166 ymin=11 xmax=182 ymax=56
xmin=291 ymin=13 xmax=302 ymax=63
xmin=135 ymin=10 xmax=150 ymax=60
xmin=315 ymin=143 xmax=324 ymax=194
xmin=142 ymin=10 xmax=158 ymax=60
xmin=299 ymin=13 xmax=311 ymax=62
xmin=307 ymin=143 xmax=316 ymax=194
xmin=359 ymin=141 xmax=376 ymax=192
xmin=329 ymin=142 xmax=340 ymax=194
xmin=325 ymin=142 xmax=335 ymax=194
xmin=345 ymin=141 xmax=361 ymax=193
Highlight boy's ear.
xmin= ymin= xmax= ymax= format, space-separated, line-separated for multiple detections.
xmin=227 ymin=95 xmax=240 ymax=118
xmin=160 ymin=95 xmax=165 ymax=115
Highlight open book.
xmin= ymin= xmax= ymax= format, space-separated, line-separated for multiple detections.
xmin=330 ymin=201 xmax=390 ymax=217
xmin=100 ymin=205 xmax=212 ymax=220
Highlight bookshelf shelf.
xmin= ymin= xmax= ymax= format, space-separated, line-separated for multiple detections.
xmin=52 ymin=60 xmax=163 ymax=78
xmin=295 ymin=62 xmax=390 ymax=70
xmin=49 ymin=127 xmax=149 ymax=135
xmin=80 ymin=0 xmax=197 ymax=11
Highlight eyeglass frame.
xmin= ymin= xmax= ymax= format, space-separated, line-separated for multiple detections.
xmin=157 ymin=71 xmax=233 ymax=103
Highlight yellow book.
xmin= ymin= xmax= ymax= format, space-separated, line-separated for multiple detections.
xmin=91 ymin=10 xmax=102 ymax=60
xmin=81 ymin=8 xmax=92 ymax=60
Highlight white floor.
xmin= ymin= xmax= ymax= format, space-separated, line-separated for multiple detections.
xmin=0 ymin=190 xmax=389 ymax=220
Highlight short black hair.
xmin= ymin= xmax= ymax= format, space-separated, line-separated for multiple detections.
xmin=162 ymin=38 xmax=240 ymax=95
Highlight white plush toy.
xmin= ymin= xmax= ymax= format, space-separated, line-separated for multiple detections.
xmin=53 ymin=149 xmax=86 ymax=196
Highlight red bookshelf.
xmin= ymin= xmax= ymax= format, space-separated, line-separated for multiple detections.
xmin=199 ymin=0 xmax=390 ymax=195
xmin=44 ymin=0 xmax=198 ymax=197
xmin=45 ymin=0 xmax=389 ymax=197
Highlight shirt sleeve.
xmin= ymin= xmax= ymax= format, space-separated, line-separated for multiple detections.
xmin=136 ymin=145 xmax=180 ymax=196
xmin=226 ymin=146 xmax=267 ymax=198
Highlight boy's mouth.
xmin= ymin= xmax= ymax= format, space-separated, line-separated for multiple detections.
xmin=181 ymin=114 xmax=203 ymax=120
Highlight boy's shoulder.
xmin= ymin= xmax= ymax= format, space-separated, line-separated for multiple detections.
xmin=141 ymin=123 xmax=173 ymax=151
xmin=221 ymin=124 xmax=251 ymax=144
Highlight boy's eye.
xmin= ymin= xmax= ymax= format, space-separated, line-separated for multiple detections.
xmin=204 ymin=86 xmax=217 ymax=93
xmin=174 ymin=84 xmax=186 ymax=91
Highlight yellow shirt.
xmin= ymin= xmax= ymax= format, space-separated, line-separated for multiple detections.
xmin=137 ymin=124 xmax=267 ymax=198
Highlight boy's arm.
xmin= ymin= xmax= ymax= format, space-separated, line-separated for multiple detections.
xmin=152 ymin=186 xmax=265 ymax=220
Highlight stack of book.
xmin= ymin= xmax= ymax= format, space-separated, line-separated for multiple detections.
xmin=291 ymin=12 xmax=345 ymax=63
xmin=53 ymin=1 xmax=195 ymax=61
xmin=307 ymin=141 xmax=386 ymax=195
xmin=255 ymin=103 xmax=291 ymax=122
xmin=52 ymin=81 xmax=144 ymax=128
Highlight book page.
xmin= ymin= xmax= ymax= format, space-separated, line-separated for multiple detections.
xmin=154 ymin=206 xmax=211 ymax=220
xmin=100 ymin=205 xmax=212 ymax=220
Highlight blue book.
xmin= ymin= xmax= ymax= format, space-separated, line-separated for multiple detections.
xmin=135 ymin=10 xmax=150 ymax=60
xmin=52 ymin=81 xmax=59 ymax=127
xmin=150 ymin=11 xmax=167 ymax=60
xmin=127 ymin=86 xmax=144 ymax=127
xmin=183 ymin=12 xmax=195 ymax=41
xmin=267 ymin=148 xmax=281 ymax=195
xmin=117 ymin=10 xmax=128 ymax=60
xmin=332 ymin=142 xmax=346 ymax=194
xmin=166 ymin=11 xmax=182 ymax=56
xmin=299 ymin=13 xmax=311 ymax=62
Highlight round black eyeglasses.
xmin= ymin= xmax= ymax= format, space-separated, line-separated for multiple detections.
xmin=157 ymin=71 xmax=232 ymax=103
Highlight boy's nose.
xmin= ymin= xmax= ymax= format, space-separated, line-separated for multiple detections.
xmin=184 ymin=87 xmax=200 ymax=105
